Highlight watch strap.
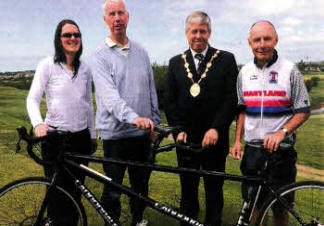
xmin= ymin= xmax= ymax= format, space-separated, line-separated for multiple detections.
xmin=281 ymin=127 xmax=289 ymax=136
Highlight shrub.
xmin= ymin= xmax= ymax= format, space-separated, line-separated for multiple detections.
xmin=152 ymin=63 xmax=168 ymax=110
xmin=305 ymin=80 xmax=313 ymax=92
xmin=310 ymin=76 xmax=320 ymax=87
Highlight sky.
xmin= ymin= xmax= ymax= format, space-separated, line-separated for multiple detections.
xmin=1 ymin=0 xmax=324 ymax=72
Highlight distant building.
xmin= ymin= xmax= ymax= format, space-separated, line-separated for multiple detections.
xmin=304 ymin=66 xmax=321 ymax=72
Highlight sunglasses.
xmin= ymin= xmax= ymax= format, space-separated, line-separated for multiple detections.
xmin=61 ymin=33 xmax=81 ymax=38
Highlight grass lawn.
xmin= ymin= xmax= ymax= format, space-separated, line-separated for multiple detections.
xmin=303 ymin=74 xmax=324 ymax=108
xmin=0 ymin=81 xmax=323 ymax=225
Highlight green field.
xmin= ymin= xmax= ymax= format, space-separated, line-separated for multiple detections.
xmin=0 ymin=77 xmax=323 ymax=225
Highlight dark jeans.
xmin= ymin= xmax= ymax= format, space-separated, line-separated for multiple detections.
xmin=176 ymin=146 xmax=227 ymax=226
xmin=101 ymin=135 xmax=151 ymax=225
xmin=41 ymin=129 xmax=91 ymax=226
xmin=240 ymin=144 xmax=297 ymax=216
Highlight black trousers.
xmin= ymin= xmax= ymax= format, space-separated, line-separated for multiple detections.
xmin=240 ymin=144 xmax=297 ymax=216
xmin=176 ymin=146 xmax=227 ymax=226
xmin=41 ymin=129 xmax=91 ymax=226
xmin=101 ymin=135 xmax=151 ymax=225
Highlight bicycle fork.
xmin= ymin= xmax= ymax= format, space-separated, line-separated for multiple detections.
xmin=34 ymin=173 xmax=59 ymax=226
xmin=236 ymin=185 xmax=262 ymax=226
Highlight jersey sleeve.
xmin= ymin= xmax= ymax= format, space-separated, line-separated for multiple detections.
xmin=290 ymin=66 xmax=311 ymax=113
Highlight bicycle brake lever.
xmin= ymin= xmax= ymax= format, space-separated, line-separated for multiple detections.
xmin=15 ymin=126 xmax=28 ymax=155
xmin=15 ymin=137 xmax=21 ymax=154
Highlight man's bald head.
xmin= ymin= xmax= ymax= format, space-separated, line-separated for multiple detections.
xmin=248 ymin=20 xmax=278 ymax=67
xmin=250 ymin=20 xmax=277 ymax=37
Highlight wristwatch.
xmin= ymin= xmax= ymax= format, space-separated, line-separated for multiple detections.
xmin=281 ymin=127 xmax=289 ymax=136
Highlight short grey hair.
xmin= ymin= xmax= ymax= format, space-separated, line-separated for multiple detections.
xmin=185 ymin=11 xmax=211 ymax=32
xmin=250 ymin=20 xmax=277 ymax=36
xmin=102 ymin=0 xmax=127 ymax=15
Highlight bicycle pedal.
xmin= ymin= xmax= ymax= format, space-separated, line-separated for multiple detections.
xmin=44 ymin=218 xmax=53 ymax=226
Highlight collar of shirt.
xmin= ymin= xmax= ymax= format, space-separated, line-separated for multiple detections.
xmin=253 ymin=49 xmax=278 ymax=68
xmin=59 ymin=62 xmax=75 ymax=78
xmin=190 ymin=46 xmax=208 ymax=70
xmin=105 ymin=36 xmax=130 ymax=57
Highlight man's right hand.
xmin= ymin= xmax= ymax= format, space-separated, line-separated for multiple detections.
xmin=34 ymin=124 xmax=51 ymax=137
xmin=230 ymin=141 xmax=242 ymax=160
xmin=176 ymin=131 xmax=187 ymax=143
xmin=133 ymin=117 xmax=154 ymax=132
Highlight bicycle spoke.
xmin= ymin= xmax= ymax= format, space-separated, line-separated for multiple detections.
xmin=0 ymin=182 xmax=46 ymax=225
xmin=257 ymin=182 xmax=323 ymax=226
xmin=0 ymin=178 xmax=86 ymax=226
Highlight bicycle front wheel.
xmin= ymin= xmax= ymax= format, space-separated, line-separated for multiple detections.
xmin=0 ymin=177 xmax=87 ymax=226
xmin=256 ymin=181 xmax=324 ymax=226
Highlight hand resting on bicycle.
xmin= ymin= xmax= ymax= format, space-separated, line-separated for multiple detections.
xmin=152 ymin=125 xmax=204 ymax=155
xmin=133 ymin=117 xmax=155 ymax=132
xmin=132 ymin=117 xmax=159 ymax=142
xmin=176 ymin=128 xmax=219 ymax=148
xmin=34 ymin=124 xmax=97 ymax=153
xmin=231 ymin=137 xmax=293 ymax=160
xmin=34 ymin=124 xmax=55 ymax=137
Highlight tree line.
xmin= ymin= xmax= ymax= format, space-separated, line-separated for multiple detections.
xmin=0 ymin=64 xmax=321 ymax=110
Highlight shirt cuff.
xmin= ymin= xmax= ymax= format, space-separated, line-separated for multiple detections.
xmin=33 ymin=121 xmax=45 ymax=129
xmin=125 ymin=112 xmax=139 ymax=124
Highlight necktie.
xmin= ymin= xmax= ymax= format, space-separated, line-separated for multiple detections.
xmin=195 ymin=53 xmax=204 ymax=75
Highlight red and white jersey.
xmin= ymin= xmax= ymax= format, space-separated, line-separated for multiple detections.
xmin=237 ymin=55 xmax=310 ymax=143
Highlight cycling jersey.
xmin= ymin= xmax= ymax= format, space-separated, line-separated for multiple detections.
xmin=237 ymin=51 xmax=310 ymax=143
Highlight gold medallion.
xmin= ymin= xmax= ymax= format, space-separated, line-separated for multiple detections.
xmin=190 ymin=83 xmax=200 ymax=97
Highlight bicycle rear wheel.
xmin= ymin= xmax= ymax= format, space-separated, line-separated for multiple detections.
xmin=0 ymin=177 xmax=87 ymax=226
xmin=256 ymin=181 xmax=324 ymax=226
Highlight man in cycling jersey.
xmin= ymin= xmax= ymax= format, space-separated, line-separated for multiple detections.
xmin=231 ymin=20 xmax=311 ymax=225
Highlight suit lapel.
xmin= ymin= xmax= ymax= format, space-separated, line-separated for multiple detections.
xmin=200 ymin=47 xmax=216 ymax=70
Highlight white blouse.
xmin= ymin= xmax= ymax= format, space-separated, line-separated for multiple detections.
xmin=27 ymin=56 xmax=95 ymax=138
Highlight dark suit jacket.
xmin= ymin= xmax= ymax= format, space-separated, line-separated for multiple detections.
xmin=164 ymin=46 xmax=238 ymax=148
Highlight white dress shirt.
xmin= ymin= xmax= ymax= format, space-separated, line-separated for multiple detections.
xmin=190 ymin=46 xmax=209 ymax=71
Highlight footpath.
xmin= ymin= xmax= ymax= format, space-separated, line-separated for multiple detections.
xmin=296 ymin=164 xmax=324 ymax=182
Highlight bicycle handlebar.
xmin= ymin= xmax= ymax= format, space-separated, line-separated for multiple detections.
xmin=16 ymin=125 xmax=202 ymax=167
xmin=16 ymin=126 xmax=67 ymax=166
xmin=152 ymin=125 xmax=204 ymax=156
xmin=16 ymin=125 xmax=293 ymax=167
xmin=154 ymin=125 xmax=181 ymax=137
xmin=246 ymin=139 xmax=293 ymax=151
xmin=153 ymin=126 xmax=294 ymax=157
xmin=16 ymin=127 xmax=45 ymax=146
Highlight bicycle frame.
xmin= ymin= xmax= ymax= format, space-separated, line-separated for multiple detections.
xmin=62 ymin=155 xmax=205 ymax=226
xmin=14 ymin=126 xmax=301 ymax=226
xmin=62 ymin=152 xmax=273 ymax=226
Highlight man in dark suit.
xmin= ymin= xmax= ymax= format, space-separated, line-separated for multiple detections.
xmin=164 ymin=11 xmax=238 ymax=226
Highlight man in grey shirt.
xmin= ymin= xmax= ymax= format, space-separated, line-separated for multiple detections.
xmin=91 ymin=0 xmax=161 ymax=225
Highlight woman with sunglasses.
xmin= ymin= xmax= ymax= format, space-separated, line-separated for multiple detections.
xmin=27 ymin=19 xmax=96 ymax=225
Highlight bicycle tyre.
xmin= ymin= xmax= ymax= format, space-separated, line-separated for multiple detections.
xmin=0 ymin=177 xmax=87 ymax=226
xmin=256 ymin=181 xmax=324 ymax=226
